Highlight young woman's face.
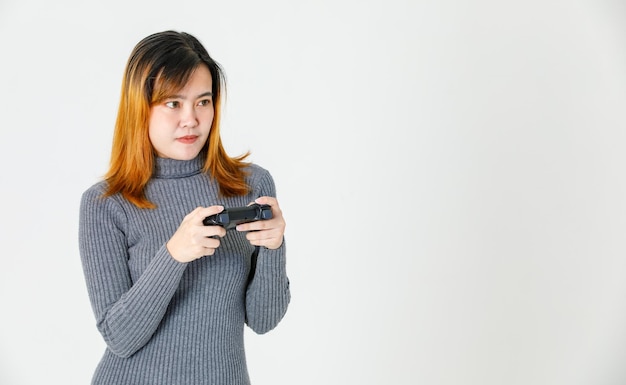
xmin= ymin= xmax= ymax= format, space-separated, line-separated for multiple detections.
xmin=149 ymin=64 xmax=214 ymax=160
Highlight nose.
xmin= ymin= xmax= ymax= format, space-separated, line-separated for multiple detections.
xmin=180 ymin=105 xmax=198 ymax=128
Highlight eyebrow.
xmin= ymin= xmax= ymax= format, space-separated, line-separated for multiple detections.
xmin=168 ymin=91 xmax=213 ymax=100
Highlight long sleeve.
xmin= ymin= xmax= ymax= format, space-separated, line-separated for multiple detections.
xmin=245 ymin=243 xmax=290 ymax=333
xmin=79 ymin=185 xmax=187 ymax=358
xmin=78 ymin=157 xmax=290 ymax=385
xmin=244 ymin=169 xmax=291 ymax=333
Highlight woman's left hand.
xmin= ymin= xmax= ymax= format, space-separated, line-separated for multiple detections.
xmin=236 ymin=196 xmax=286 ymax=250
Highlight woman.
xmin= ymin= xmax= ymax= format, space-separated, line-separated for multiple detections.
xmin=79 ymin=30 xmax=290 ymax=385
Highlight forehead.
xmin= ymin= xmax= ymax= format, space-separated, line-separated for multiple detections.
xmin=179 ymin=65 xmax=212 ymax=91
xmin=152 ymin=64 xmax=212 ymax=100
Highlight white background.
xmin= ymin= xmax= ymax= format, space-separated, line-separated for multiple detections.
xmin=1 ymin=1 xmax=625 ymax=384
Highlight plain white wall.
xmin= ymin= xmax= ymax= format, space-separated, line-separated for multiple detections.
xmin=1 ymin=0 xmax=625 ymax=384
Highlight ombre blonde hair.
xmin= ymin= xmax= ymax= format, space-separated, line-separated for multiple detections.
xmin=104 ymin=31 xmax=250 ymax=209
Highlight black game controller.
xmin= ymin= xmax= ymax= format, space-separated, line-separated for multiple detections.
xmin=202 ymin=203 xmax=273 ymax=230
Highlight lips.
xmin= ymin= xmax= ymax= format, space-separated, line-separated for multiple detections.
xmin=177 ymin=135 xmax=198 ymax=144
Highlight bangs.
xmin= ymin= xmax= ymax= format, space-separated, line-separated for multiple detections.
xmin=150 ymin=59 xmax=199 ymax=104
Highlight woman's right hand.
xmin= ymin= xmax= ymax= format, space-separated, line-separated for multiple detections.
xmin=167 ymin=205 xmax=227 ymax=263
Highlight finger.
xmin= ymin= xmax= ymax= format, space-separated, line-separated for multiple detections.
xmin=245 ymin=224 xmax=284 ymax=241
xmin=201 ymin=225 xmax=227 ymax=239
xmin=235 ymin=208 xmax=284 ymax=232
xmin=203 ymin=247 xmax=217 ymax=256
xmin=255 ymin=195 xmax=279 ymax=207
xmin=199 ymin=236 xmax=221 ymax=250
xmin=258 ymin=197 xmax=283 ymax=221
xmin=196 ymin=205 xmax=225 ymax=219
xmin=247 ymin=232 xmax=284 ymax=249
xmin=193 ymin=205 xmax=226 ymax=228
xmin=236 ymin=218 xmax=271 ymax=232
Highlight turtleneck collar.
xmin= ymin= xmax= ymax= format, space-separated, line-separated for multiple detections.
xmin=153 ymin=152 xmax=205 ymax=179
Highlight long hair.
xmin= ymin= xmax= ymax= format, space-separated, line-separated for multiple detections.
xmin=104 ymin=30 xmax=250 ymax=209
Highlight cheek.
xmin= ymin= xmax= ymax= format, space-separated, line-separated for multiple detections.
xmin=149 ymin=109 xmax=175 ymax=132
xmin=198 ymin=110 xmax=215 ymax=133
xmin=202 ymin=108 xmax=215 ymax=123
xmin=147 ymin=127 xmax=158 ymax=147
xmin=148 ymin=112 xmax=171 ymax=149
xmin=148 ymin=117 xmax=161 ymax=143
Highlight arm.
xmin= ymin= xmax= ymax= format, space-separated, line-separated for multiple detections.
xmin=78 ymin=186 xmax=187 ymax=358
xmin=240 ymin=170 xmax=291 ymax=333
xmin=245 ymin=242 xmax=291 ymax=334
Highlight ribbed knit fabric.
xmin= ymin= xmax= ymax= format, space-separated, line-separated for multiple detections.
xmin=78 ymin=154 xmax=290 ymax=385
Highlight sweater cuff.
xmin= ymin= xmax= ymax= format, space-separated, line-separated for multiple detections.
xmin=148 ymin=244 xmax=188 ymax=283
xmin=257 ymin=240 xmax=287 ymax=274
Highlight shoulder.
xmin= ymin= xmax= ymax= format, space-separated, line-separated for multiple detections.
xmin=244 ymin=163 xmax=277 ymax=197
xmin=80 ymin=180 xmax=108 ymax=205
xmin=245 ymin=163 xmax=271 ymax=179
xmin=82 ymin=180 xmax=107 ymax=196
xmin=80 ymin=181 xmax=129 ymax=224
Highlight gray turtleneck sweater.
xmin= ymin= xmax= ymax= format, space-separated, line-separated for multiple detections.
xmin=79 ymin=155 xmax=290 ymax=385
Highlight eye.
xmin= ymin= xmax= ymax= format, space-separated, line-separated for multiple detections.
xmin=198 ymin=99 xmax=212 ymax=107
xmin=165 ymin=101 xmax=180 ymax=108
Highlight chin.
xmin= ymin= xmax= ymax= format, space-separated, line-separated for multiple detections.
xmin=157 ymin=147 xmax=203 ymax=160
xmin=177 ymin=150 xmax=203 ymax=160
